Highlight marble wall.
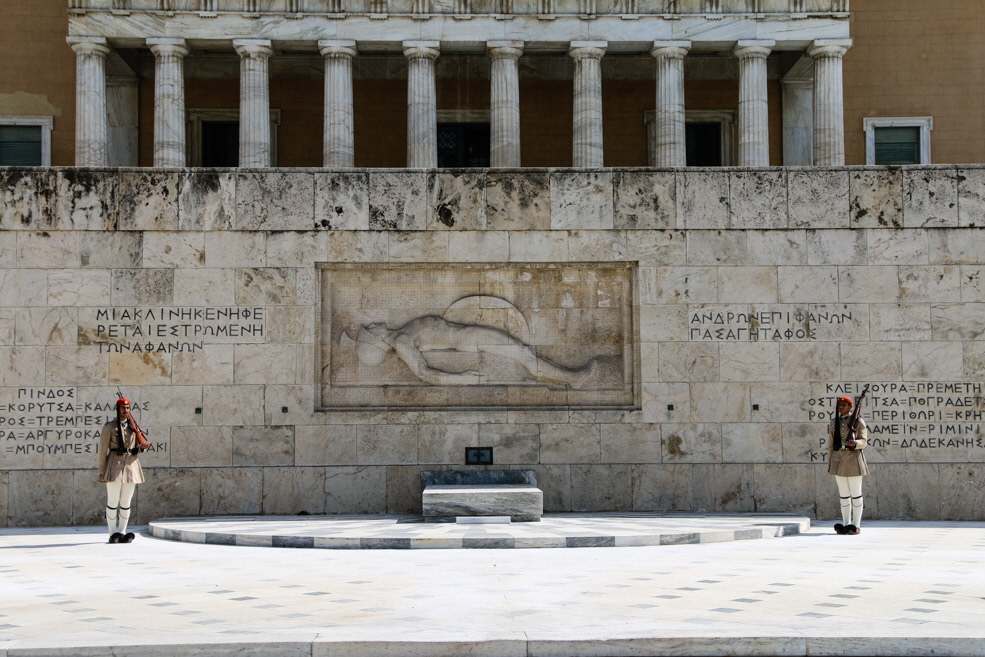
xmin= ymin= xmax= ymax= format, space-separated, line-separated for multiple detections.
xmin=1 ymin=165 xmax=984 ymax=526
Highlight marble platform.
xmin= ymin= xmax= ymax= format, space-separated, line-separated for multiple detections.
xmin=3 ymin=520 xmax=985 ymax=657
xmin=148 ymin=512 xmax=808 ymax=549
xmin=422 ymin=484 xmax=545 ymax=522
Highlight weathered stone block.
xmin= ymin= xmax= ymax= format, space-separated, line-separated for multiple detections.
xmin=659 ymin=343 xmax=720 ymax=383
xmin=722 ymin=423 xmax=782 ymax=463
xmin=117 ymin=171 xmax=179 ymax=230
xmin=178 ymin=171 xmax=236 ymax=230
xmin=315 ymin=171 xmax=369 ymax=230
xmin=326 ymin=465 xmax=387 ymax=514
xmin=869 ymin=303 xmax=931 ymax=341
xmin=631 ymin=463 xmax=694 ymax=511
xmin=678 ymin=170 xmax=729 ymax=229
xmin=778 ymin=266 xmax=839 ymax=303
xmin=900 ymin=265 xmax=961 ymax=302
xmin=957 ymin=167 xmax=985 ymax=228
xmin=262 ymin=466 xmax=326 ymax=515
xmin=7 ymin=470 xmax=73 ymax=526
xmin=729 ymin=169 xmax=787 ymax=229
xmin=296 ymin=424 xmax=356 ymax=466
xmin=486 ymin=171 xmax=550 ymax=230
xmin=752 ymin=464 xmax=816 ymax=514
xmin=171 ymin=426 xmax=233 ymax=467
xmin=747 ymin=230 xmax=807 ymax=266
xmin=850 ymin=168 xmax=902 ymax=228
xmin=539 ymin=423 xmax=601 ymax=464
xmin=902 ymin=341 xmax=964 ymax=380
xmin=80 ymin=231 xmax=142 ymax=268
xmin=356 ymin=424 xmax=419 ymax=465
xmin=570 ymin=464 xmax=631 ymax=511
xmin=602 ymin=423 xmax=661 ymax=464
xmin=200 ymin=467 xmax=263 ymax=515
xmin=904 ymin=166 xmax=958 ymax=228
xmin=428 ymin=171 xmax=486 ymax=230
xmin=134 ymin=468 xmax=203 ymax=522
xmin=236 ymin=172 xmax=314 ymax=230
xmin=142 ymin=231 xmax=205 ymax=269
xmin=788 ymin=168 xmax=849 ymax=229
xmin=55 ymin=170 xmax=116 ymax=231
xmin=692 ymin=464 xmax=754 ymax=512
xmin=550 ymin=171 xmax=613 ymax=230
xmin=779 ymin=342 xmax=841 ymax=382
xmin=613 ymin=170 xmax=676 ymax=229
xmin=368 ymin=171 xmax=428 ymax=230
xmin=174 ymin=269 xmax=235 ymax=306
xmin=661 ymin=423 xmax=722 ymax=464
xmin=867 ymin=228 xmax=929 ymax=265
xmin=720 ymin=343 xmax=779 ymax=382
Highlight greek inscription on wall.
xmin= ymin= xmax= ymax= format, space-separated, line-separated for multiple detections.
xmin=0 ymin=388 xmax=162 ymax=468
xmin=689 ymin=304 xmax=858 ymax=341
xmin=79 ymin=306 xmax=266 ymax=353
xmin=804 ymin=382 xmax=985 ymax=461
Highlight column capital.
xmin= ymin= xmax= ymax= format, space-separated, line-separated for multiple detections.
xmin=650 ymin=41 xmax=690 ymax=60
xmin=733 ymin=40 xmax=775 ymax=59
xmin=808 ymin=38 xmax=852 ymax=59
xmin=487 ymin=41 xmax=524 ymax=60
xmin=319 ymin=40 xmax=357 ymax=59
xmin=66 ymin=36 xmax=110 ymax=57
xmin=569 ymin=41 xmax=607 ymax=60
xmin=147 ymin=37 xmax=189 ymax=58
xmin=233 ymin=39 xmax=273 ymax=59
xmin=403 ymin=41 xmax=440 ymax=60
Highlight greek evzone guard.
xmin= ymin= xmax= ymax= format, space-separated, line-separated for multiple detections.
xmin=98 ymin=398 xmax=149 ymax=544
xmin=827 ymin=390 xmax=869 ymax=535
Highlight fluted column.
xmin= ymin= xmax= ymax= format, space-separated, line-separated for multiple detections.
xmin=809 ymin=39 xmax=852 ymax=166
xmin=487 ymin=41 xmax=523 ymax=168
xmin=319 ymin=40 xmax=357 ymax=167
xmin=651 ymin=40 xmax=690 ymax=167
xmin=569 ymin=41 xmax=606 ymax=168
xmin=147 ymin=38 xmax=189 ymax=168
xmin=404 ymin=41 xmax=440 ymax=168
xmin=233 ymin=39 xmax=273 ymax=168
xmin=67 ymin=36 xmax=111 ymax=167
xmin=734 ymin=40 xmax=773 ymax=167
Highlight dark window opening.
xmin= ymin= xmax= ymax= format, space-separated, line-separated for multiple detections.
xmin=437 ymin=123 xmax=490 ymax=167
xmin=874 ymin=126 xmax=921 ymax=165
xmin=685 ymin=122 xmax=722 ymax=167
xmin=201 ymin=120 xmax=239 ymax=167
xmin=0 ymin=125 xmax=42 ymax=166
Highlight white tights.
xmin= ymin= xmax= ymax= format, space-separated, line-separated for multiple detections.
xmin=105 ymin=481 xmax=136 ymax=535
xmin=834 ymin=475 xmax=864 ymax=527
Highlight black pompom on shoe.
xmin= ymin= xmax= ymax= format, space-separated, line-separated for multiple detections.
xmin=109 ymin=532 xmax=123 ymax=544
xmin=845 ymin=525 xmax=860 ymax=535
xmin=834 ymin=523 xmax=845 ymax=535
xmin=123 ymin=532 xmax=136 ymax=543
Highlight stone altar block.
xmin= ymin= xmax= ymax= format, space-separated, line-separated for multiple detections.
xmin=421 ymin=470 xmax=543 ymax=522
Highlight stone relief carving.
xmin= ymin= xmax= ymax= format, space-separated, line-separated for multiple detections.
xmin=320 ymin=263 xmax=638 ymax=409
xmin=341 ymin=297 xmax=598 ymax=388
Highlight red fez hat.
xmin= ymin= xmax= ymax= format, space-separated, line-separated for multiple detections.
xmin=116 ymin=397 xmax=131 ymax=406
xmin=837 ymin=396 xmax=853 ymax=405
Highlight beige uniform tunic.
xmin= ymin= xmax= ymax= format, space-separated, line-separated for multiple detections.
xmin=827 ymin=414 xmax=869 ymax=477
xmin=98 ymin=420 xmax=145 ymax=484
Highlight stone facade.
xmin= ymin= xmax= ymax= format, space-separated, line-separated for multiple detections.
xmin=1 ymin=165 xmax=985 ymax=526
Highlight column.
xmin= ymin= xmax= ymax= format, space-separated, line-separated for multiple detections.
xmin=147 ymin=38 xmax=189 ymax=168
xmin=233 ymin=39 xmax=273 ymax=168
xmin=404 ymin=41 xmax=440 ymax=168
xmin=67 ymin=36 xmax=111 ymax=167
xmin=487 ymin=40 xmax=523 ymax=167
xmin=734 ymin=40 xmax=773 ymax=167
xmin=809 ymin=39 xmax=852 ymax=166
xmin=782 ymin=78 xmax=813 ymax=166
xmin=651 ymin=40 xmax=690 ymax=167
xmin=569 ymin=41 xmax=606 ymax=168
xmin=319 ymin=40 xmax=357 ymax=168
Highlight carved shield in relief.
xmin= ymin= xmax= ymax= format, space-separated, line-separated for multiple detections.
xmin=318 ymin=263 xmax=639 ymax=410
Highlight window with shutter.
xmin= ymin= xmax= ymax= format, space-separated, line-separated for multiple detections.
xmin=873 ymin=126 xmax=920 ymax=165
xmin=0 ymin=125 xmax=43 ymax=166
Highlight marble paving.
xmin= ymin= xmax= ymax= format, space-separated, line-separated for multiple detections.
xmin=149 ymin=512 xmax=807 ymax=549
xmin=1 ymin=518 xmax=984 ymax=656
